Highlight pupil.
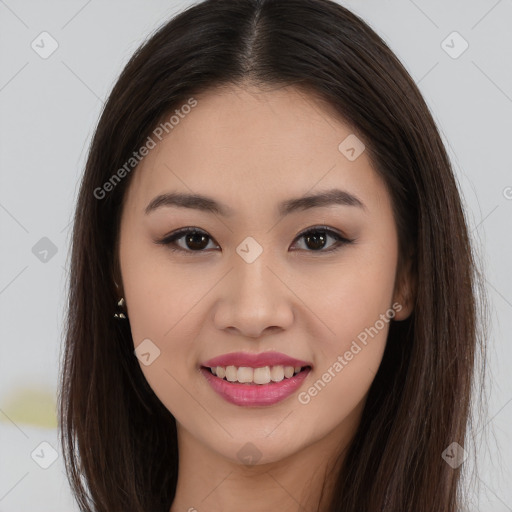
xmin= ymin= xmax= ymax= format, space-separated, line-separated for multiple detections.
xmin=186 ymin=232 xmax=208 ymax=250
xmin=306 ymin=232 xmax=326 ymax=250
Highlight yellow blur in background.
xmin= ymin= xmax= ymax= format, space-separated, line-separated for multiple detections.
xmin=0 ymin=387 xmax=57 ymax=428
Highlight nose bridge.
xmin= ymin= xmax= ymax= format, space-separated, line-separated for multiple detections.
xmin=213 ymin=234 xmax=294 ymax=336
xmin=233 ymin=235 xmax=276 ymax=302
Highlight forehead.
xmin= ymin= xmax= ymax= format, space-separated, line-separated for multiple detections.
xmin=123 ymin=84 xmax=388 ymax=215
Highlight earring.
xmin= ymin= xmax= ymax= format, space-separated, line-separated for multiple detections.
xmin=114 ymin=297 xmax=127 ymax=319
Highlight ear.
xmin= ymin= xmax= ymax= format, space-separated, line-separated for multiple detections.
xmin=392 ymin=252 xmax=416 ymax=321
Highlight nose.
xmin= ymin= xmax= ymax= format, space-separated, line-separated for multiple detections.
xmin=213 ymin=250 xmax=295 ymax=339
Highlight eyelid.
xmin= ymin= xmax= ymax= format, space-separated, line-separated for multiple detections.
xmin=155 ymin=225 xmax=354 ymax=255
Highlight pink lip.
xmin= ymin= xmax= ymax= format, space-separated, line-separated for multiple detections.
xmin=202 ymin=351 xmax=312 ymax=369
xmin=200 ymin=366 xmax=312 ymax=407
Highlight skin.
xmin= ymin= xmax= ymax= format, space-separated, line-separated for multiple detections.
xmin=118 ymin=83 xmax=413 ymax=512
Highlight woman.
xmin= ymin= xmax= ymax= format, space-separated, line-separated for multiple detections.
xmin=58 ymin=0 xmax=487 ymax=510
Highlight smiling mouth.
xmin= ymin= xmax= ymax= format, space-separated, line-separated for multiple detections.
xmin=201 ymin=365 xmax=312 ymax=385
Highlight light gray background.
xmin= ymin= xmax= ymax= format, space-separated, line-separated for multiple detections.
xmin=0 ymin=1 xmax=511 ymax=511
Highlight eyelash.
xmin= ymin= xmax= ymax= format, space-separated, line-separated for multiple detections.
xmin=155 ymin=225 xmax=354 ymax=256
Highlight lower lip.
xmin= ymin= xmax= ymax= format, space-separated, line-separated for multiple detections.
xmin=200 ymin=367 xmax=312 ymax=407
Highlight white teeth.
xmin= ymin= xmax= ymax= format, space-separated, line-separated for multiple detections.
xmin=253 ymin=366 xmax=271 ymax=384
xmin=210 ymin=364 xmax=306 ymax=384
xmin=270 ymin=365 xmax=285 ymax=382
xmin=284 ymin=366 xmax=295 ymax=378
xmin=225 ymin=365 xmax=238 ymax=382
xmin=237 ymin=367 xmax=253 ymax=383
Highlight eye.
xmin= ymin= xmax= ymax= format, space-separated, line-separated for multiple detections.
xmin=291 ymin=226 xmax=353 ymax=253
xmin=155 ymin=226 xmax=354 ymax=255
xmin=156 ymin=227 xmax=218 ymax=254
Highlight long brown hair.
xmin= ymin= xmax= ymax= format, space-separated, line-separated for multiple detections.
xmin=58 ymin=0 xmax=488 ymax=510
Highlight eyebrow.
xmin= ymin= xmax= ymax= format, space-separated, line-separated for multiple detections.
xmin=144 ymin=188 xmax=366 ymax=217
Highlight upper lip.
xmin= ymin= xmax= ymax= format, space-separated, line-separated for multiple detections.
xmin=202 ymin=351 xmax=312 ymax=369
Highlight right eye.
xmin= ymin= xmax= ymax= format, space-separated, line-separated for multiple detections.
xmin=155 ymin=227 xmax=219 ymax=255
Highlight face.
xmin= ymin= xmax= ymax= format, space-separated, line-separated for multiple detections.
xmin=118 ymin=84 xmax=412 ymax=467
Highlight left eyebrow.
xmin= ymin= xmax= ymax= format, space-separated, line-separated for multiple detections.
xmin=144 ymin=188 xmax=366 ymax=217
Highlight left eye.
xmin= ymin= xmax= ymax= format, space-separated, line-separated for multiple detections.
xmin=156 ymin=226 xmax=353 ymax=255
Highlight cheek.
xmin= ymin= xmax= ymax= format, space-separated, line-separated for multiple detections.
xmin=122 ymin=269 xmax=204 ymax=423
xmin=120 ymin=238 xmax=213 ymax=415
xmin=121 ymin=232 xmax=204 ymax=341
xmin=124 ymin=268 xmax=210 ymax=393
xmin=318 ymin=245 xmax=398 ymax=348
xmin=296 ymin=260 xmax=398 ymax=432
